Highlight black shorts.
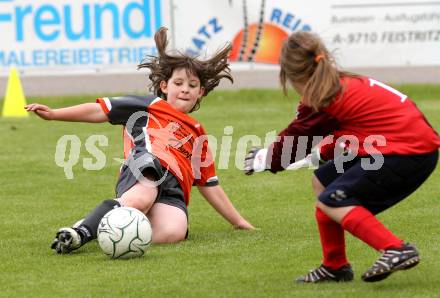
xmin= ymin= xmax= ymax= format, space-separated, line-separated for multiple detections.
xmin=114 ymin=149 xmax=188 ymax=218
xmin=315 ymin=150 xmax=438 ymax=214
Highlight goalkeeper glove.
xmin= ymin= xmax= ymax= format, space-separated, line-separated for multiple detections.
xmin=244 ymin=147 xmax=268 ymax=175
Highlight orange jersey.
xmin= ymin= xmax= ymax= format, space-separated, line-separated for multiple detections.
xmin=97 ymin=95 xmax=218 ymax=205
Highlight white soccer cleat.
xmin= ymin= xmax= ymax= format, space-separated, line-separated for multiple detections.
xmin=50 ymin=227 xmax=82 ymax=254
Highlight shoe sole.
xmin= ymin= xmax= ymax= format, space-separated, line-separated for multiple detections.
xmin=58 ymin=234 xmax=73 ymax=254
xmin=296 ymin=272 xmax=354 ymax=283
xmin=296 ymin=277 xmax=353 ymax=284
xmin=362 ymin=255 xmax=420 ymax=282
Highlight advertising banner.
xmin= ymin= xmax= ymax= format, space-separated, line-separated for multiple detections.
xmin=173 ymin=0 xmax=440 ymax=68
xmin=0 ymin=0 xmax=168 ymax=75
xmin=1 ymin=0 xmax=439 ymax=76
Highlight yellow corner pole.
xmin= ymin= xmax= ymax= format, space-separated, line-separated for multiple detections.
xmin=2 ymin=67 xmax=28 ymax=117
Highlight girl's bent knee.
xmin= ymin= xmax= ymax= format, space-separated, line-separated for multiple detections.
xmin=119 ymin=196 xmax=151 ymax=214
xmin=152 ymin=228 xmax=186 ymax=244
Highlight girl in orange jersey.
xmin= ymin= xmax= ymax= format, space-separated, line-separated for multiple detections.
xmin=26 ymin=27 xmax=254 ymax=254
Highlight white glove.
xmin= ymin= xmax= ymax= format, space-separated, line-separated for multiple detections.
xmin=244 ymin=147 xmax=268 ymax=175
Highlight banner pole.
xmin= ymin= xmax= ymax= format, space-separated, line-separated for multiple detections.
xmin=169 ymin=0 xmax=176 ymax=49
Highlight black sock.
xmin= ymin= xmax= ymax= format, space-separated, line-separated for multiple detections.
xmin=76 ymin=199 xmax=121 ymax=243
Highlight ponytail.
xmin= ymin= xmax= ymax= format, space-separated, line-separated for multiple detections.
xmin=303 ymin=52 xmax=341 ymax=111
xmin=280 ymin=31 xmax=356 ymax=111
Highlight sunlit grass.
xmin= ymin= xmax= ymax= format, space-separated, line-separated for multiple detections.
xmin=1 ymin=86 xmax=439 ymax=297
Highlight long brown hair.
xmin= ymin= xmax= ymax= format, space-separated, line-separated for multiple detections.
xmin=279 ymin=31 xmax=356 ymax=111
xmin=138 ymin=27 xmax=233 ymax=112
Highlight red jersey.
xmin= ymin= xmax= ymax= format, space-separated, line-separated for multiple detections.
xmin=269 ymin=76 xmax=440 ymax=172
xmin=97 ymin=95 xmax=218 ymax=204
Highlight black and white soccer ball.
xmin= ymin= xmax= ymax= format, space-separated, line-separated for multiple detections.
xmin=97 ymin=207 xmax=152 ymax=259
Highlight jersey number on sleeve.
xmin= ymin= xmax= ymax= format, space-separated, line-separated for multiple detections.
xmin=369 ymin=78 xmax=408 ymax=103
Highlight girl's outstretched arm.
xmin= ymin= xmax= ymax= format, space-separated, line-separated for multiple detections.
xmin=25 ymin=103 xmax=108 ymax=123
xmin=197 ymin=185 xmax=255 ymax=230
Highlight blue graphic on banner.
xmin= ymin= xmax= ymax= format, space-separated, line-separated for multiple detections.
xmin=0 ymin=47 xmax=157 ymax=67
xmin=0 ymin=0 xmax=162 ymax=69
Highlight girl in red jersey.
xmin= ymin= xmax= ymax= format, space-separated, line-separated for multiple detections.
xmin=26 ymin=27 xmax=254 ymax=254
xmin=244 ymin=31 xmax=440 ymax=283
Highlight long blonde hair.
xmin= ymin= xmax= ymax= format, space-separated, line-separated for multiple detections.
xmin=279 ymin=31 xmax=355 ymax=111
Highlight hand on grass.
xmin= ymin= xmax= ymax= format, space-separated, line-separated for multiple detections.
xmin=233 ymin=219 xmax=256 ymax=230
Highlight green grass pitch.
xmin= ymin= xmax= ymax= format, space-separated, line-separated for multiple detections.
xmin=1 ymin=86 xmax=440 ymax=297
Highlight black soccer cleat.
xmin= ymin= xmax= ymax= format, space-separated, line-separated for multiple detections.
xmin=296 ymin=264 xmax=354 ymax=283
xmin=362 ymin=243 xmax=420 ymax=282
xmin=51 ymin=227 xmax=83 ymax=254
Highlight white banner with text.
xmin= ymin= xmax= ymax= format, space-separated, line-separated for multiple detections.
xmin=1 ymin=0 xmax=439 ymax=76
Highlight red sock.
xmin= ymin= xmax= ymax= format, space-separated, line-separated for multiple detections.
xmin=316 ymin=207 xmax=348 ymax=270
xmin=341 ymin=206 xmax=403 ymax=251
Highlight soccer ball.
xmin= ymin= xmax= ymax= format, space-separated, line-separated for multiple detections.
xmin=97 ymin=207 xmax=152 ymax=259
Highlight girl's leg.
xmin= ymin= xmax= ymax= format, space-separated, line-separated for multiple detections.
xmin=79 ymin=177 xmax=158 ymax=241
xmin=312 ymin=176 xmax=349 ymax=270
xmin=52 ymin=178 xmax=158 ymax=254
xmin=297 ymin=177 xmax=353 ymax=283
xmin=301 ymin=152 xmax=438 ymax=282
xmin=317 ymin=201 xmax=419 ymax=282
xmin=316 ymin=152 xmax=439 ymax=252
xmin=118 ymin=179 xmax=158 ymax=214
xmin=315 ymin=208 xmax=349 ymax=269
xmin=147 ymin=203 xmax=188 ymax=243
xmin=316 ymin=201 xmax=403 ymax=251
